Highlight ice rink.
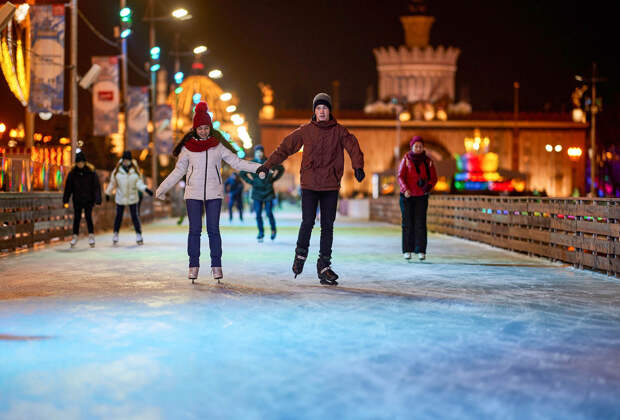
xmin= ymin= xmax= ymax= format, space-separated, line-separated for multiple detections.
xmin=1 ymin=213 xmax=619 ymax=419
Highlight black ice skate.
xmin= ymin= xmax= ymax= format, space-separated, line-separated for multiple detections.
xmin=257 ymin=233 xmax=264 ymax=243
xmin=292 ymin=247 xmax=308 ymax=278
xmin=317 ymin=257 xmax=339 ymax=286
xmin=270 ymin=229 xmax=277 ymax=241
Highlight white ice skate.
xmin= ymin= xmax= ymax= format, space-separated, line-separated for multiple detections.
xmin=112 ymin=232 xmax=119 ymax=245
xmin=88 ymin=234 xmax=95 ymax=248
xmin=188 ymin=267 xmax=199 ymax=284
xmin=136 ymin=233 xmax=143 ymax=245
xmin=212 ymin=267 xmax=223 ymax=283
xmin=403 ymin=252 xmax=412 ymax=260
xmin=70 ymin=234 xmax=78 ymax=248
xmin=418 ymin=253 xmax=426 ymax=261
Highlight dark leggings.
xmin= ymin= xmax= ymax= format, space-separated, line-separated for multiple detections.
xmin=113 ymin=203 xmax=141 ymax=233
xmin=400 ymin=194 xmax=428 ymax=253
xmin=73 ymin=203 xmax=94 ymax=234
xmin=297 ymin=189 xmax=339 ymax=261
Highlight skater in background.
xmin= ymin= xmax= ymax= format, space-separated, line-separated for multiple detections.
xmin=105 ymin=150 xmax=153 ymax=245
xmin=240 ymin=144 xmax=284 ymax=242
xmin=397 ymin=136 xmax=437 ymax=261
xmin=155 ymin=101 xmax=261 ymax=283
xmin=62 ymin=150 xmax=102 ymax=248
xmin=256 ymin=93 xmax=365 ymax=285
xmin=224 ymin=172 xmax=244 ymax=222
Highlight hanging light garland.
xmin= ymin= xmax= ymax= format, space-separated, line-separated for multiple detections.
xmin=0 ymin=5 xmax=31 ymax=106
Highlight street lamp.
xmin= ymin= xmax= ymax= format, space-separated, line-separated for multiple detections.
xmin=208 ymin=69 xmax=223 ymax=79
xmin=193 ymin=45 xmax=207 ymax=55
xmin=171 ymin=8 xmax=191 ymax=20
xmin=575 ymin=62 xmax=606 ymax=197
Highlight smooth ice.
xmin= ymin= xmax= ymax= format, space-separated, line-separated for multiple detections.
xmin=1 ymin=212 xmax=620 ymax=419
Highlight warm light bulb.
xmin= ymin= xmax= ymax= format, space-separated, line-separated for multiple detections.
xmin=226 ymin=105 xmax=237 ymax=113
xmin=545 ymin=144 xmax=553 ymax=152
xmin=220 ymin=92 xmax=232 ymax=101
xmin=554 ymin=145 xmax=562 ymax=153
xmin=193 ymin=45 xmax=207 ymax=55
xmin=208 ymin=69 xmax=223 ymax=79
xmin=172 ymin=8 xmax=189 ymax=19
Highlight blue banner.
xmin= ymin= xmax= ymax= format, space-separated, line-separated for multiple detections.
xmin=92 ymin=56 xmax=119 ymax=136
xmin=126 ymin=86 xmax=149 ymax=150
xmin=155 ymin=105 xmax=173 ymax=154
xmin=28 ymin=4 xmax=65 ymax=114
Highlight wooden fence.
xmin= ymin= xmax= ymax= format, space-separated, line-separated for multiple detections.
xmin=0 ymin=192 xmax=170 ymax=253
xmin=370 ymin=195 xmax=620 ymax=276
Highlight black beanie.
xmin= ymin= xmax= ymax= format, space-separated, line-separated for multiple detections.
xmin=75 ymin=150 xmax=86 ymax=163
xmin=122 ymin=151 xmax=132 ymax=160
xmin=312 ymin=93 xmax=332 ymax=111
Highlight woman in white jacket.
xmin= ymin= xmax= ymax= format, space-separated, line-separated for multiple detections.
xmin=156 ymin=102 xmax=261 ymax=282
xmin=105 ymin=151 xmax=153 ymax=245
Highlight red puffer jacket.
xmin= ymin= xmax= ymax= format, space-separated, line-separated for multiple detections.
xmin=397 ymin=152 xmax=438 ymax=196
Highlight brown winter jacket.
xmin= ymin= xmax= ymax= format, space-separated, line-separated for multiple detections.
xmin=263 ymin=118 xmax=364 ymax=191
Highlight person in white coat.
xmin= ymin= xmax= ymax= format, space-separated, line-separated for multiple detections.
xmin=156 ymin=101 xmax=261 ymax=282
xmin=105 ymin=151 xmax=153 ymax=245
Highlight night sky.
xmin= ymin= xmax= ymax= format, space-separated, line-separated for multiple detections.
xmin=0 ymin=0 xmax=618 ymax=144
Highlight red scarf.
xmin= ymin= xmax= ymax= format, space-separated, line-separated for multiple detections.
xmin=184 ymin=136 xmax=219 ymax=152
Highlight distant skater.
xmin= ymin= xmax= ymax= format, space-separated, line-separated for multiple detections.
xmin=240 ymin=145 xmax=284 ymax=242
xmin=397 ymin=136 xmax=437 ymax=261
xmin=105 ymin=151 xmax=153 ymax=245
xmin=224 ymin=172 xmax=244 ymax=222
xmin=62 ymin=150 xmax=102 ymax=248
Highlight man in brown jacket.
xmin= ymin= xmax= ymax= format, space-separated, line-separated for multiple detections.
xmin=257 ymin=93 xmax=365 ymax=285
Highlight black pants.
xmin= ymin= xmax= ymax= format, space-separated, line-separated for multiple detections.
xmin=400 ymin=194 xmax=428 ymax=253
xmin=228 ymin=193 xmax=243 ymax=221
xmin=113 ymin=203 xmax=141 ymax=234
xmin=73 ymin=203 xmax=94 ymax=235
xmin=297 ymin=189 xmax=338 ymax=261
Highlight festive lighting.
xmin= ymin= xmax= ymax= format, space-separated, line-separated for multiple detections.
xmin=398 ymin=111 xmax=411 ymax=122
xmin=193 ymin=45 xmax=207 ymax=55
xmin=150 ymin=63 xmax=160 ymax=72
xmin=572 ymin=108 xmax=585 ymax=123
xmin=545 ymin=144 xmax=553 ymax=152
xmin=567 ymin=147 xmax=583 ymax=159
xmin=226 ymin=105 xmax=236 ymax=113
xmin=171 ymin=8 xmax=189 ymax=19
xmin=436 ymin=109 xmax=448 ymax=121
xmin=14 ymin=4 xmax=30 ymax=23
xmin=174 ymin=86 xmax=183 ymax=94
xmin=237 ymin=126 xmax=253 ymax=149
xmin=0 ymin=123 xmax=5 ymax=133
xmin=220 ymin=92 xmax=232 ymax=101
xmin=150 ymin=46 xmax=161 ymax=60
xmin=192 ymin=93 xmax=201 ymax=104
xmin=174 ymin=71 xmax=184 ymax=84
xmin=208 ymin=69 xmax=223 ymax=79
xmin=120 ymin=29 xmax=131 ymax=39
xmin=231 ymin=114 xmax=244 ymax=125
xmin=59 ymin=137 xmax=70 ymax=145
xmin=554 ymin=145 xmax=562 ymax=152
xmin=119 ymin=7 xmax=131 ymax=19
xmin=38 ymin=112 xmax=52 ymax=120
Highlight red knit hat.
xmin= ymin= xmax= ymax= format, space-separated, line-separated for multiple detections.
xmin=410 ymin=135 xmax=424 ymax=148
xmin=193 ymin=101 xmax=212 ymax=129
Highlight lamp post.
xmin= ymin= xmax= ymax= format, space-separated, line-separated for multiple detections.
xmin=545 ymin=144 xmax=564 ymax=196
xmin=575 ymin=62 xmax=606 ymax=197
xmin=143 ymin=4 xmax=192 ymax=187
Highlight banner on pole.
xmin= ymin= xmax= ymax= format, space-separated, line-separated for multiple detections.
xmin=28 ymin=4 xmax=65 ymax=114
xmin=126 ymin=86 xmax=149 ymax=150
xmin=92 ymin=56 xmax=120 ymax=136
xmin=155 ymin=105 xmax=173 ymax=154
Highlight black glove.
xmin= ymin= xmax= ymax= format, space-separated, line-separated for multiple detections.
xmin=354 ymin=168 xmax=365 ymax=182
xmin=145 ymin=188 xmax=154 ymax=196
xmin=417 ymin=179 xmax=427 ymax=188
xmin=105 ymin=194 xmax=111 ymax=202
xmin=256 ymin=165 xmax=269 ymax=179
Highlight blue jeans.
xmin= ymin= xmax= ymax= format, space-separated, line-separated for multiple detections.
xmin=186 ymin=199 xmax=222 ymax=268
xmin=253 ymin=199 xmax=276 ymax=236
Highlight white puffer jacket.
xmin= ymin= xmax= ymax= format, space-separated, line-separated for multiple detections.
xmin=105 ymin=164 xmax=147 ymax=205
xmin=156 ymin=143 xmax=260 ymax=201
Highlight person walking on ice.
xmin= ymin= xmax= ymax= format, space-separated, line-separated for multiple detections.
xmin=105 ymin=150 xmax=153 ymax=245
xmin=63 ymin=150 xmax=102 ymax=248
xmin=256 ymin=93 xmax=365 ymax=286
xmin=240 ymin=144 xmax=284 ymax=242
xmin=155 ymin=101 xmax=261 ymax=283
xmin=397 ymin=136 xmax=437 ymax=261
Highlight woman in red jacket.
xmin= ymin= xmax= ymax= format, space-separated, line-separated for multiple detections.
xmin=397 ymin=136 xmax=437 ymax=260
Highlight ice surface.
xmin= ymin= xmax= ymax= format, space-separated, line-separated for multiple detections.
xmin=1 ymin=213 xmax=619 ymax=419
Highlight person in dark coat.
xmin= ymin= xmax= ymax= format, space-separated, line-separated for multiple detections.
xmin=240 ymin=145 xmax=284 ymax=242
xmin=224 ymin=172 xmax=244 ymax=222
xmin=62 ymin=150 xmax=102 ymax=248
xmin=397 ymin=136 xmax=438 ymax=261
xmin=256 ymin=93 xmax=365 ymax=285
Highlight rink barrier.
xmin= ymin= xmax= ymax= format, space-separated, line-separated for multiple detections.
xmin=370 ymin=195 xmax=620 ymax=276
xmin=0 ymin=192 xmax=170 ymax=253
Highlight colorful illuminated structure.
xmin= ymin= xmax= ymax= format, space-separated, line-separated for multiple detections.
xmin=0 ymin=146 xmax=69 ymax=192
xmin=454 ymin=129 xmax=525 ymax=192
